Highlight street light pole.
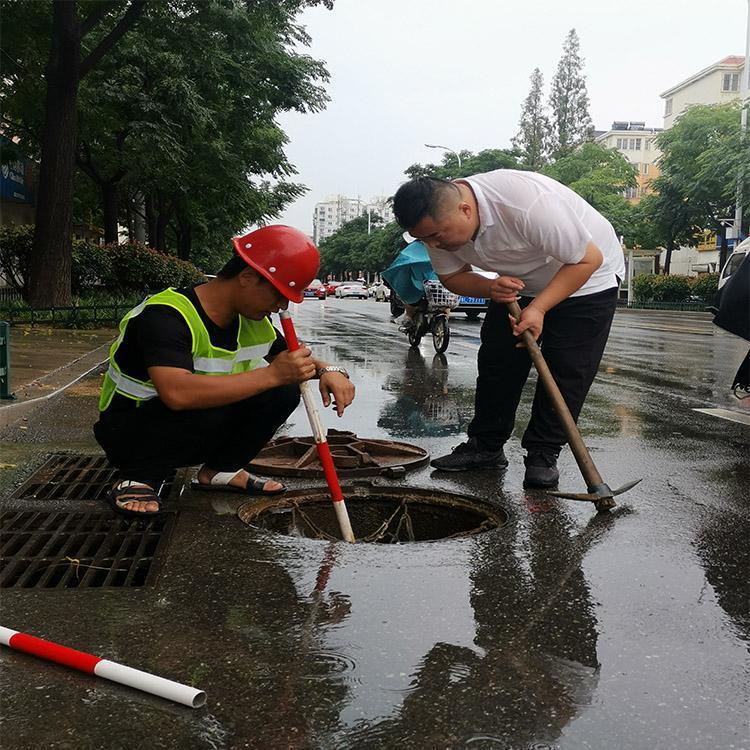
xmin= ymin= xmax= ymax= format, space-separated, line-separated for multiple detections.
xmin=424 ymin=143 xmax=462 ymax=169
xmin=733 ymin=0 xmax=750 ymax=245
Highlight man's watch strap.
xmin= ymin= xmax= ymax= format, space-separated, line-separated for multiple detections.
xmin=317 ymin=365 xmax=349 ymax=379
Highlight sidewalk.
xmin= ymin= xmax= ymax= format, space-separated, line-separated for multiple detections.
xmin=0 ymin=326 xmax=115 ymax=428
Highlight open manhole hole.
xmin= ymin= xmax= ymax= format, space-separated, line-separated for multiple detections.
xmin=238 ymin=483 xmax=507 ymax=543
xmin=247 ymin=430 xmax=429 ymax=478
xmin=0 ymin=510 xmax=176 ymax=589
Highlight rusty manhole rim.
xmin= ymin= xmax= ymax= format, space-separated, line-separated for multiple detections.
xmin=247 ymin=430 xmax=430 ymax=478
xmin=237 ymin=481 xmax=508 ymax=544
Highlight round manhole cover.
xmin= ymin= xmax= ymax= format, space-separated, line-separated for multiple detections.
xmin=237 ymin=484 xmax=507 ymax=543
xmin=247 ymin=430 xmax=430 ymax=478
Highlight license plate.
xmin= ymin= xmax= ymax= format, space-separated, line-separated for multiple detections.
xmin=459 ymin=296 xmax=485 ymax=305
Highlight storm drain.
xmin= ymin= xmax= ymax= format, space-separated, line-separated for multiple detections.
xmin=0 ymin=510 xmax=175 ymax=589
xmin=238 ymin=483 xmax=507 ymax=543
xmin=8 ymin=453 xmax=176 ymax=503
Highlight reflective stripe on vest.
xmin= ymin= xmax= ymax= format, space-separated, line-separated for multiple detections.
xmin=193 ymin=343 xmax=273 ymax=373
xmin=106 ymin=365 xmax=158 ymax=400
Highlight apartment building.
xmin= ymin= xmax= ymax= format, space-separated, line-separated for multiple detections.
xmin=661 ymin=55 xmax=745 ymax=129
xmin=659 ymin=55 xmax=746 ymax=274
xmin=312 ymin=194 xmax=395 ymax=245
xmin=595 ymin=121 xmax=663 ymax=202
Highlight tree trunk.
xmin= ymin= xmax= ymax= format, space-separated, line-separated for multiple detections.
xmin=145 ymin=194 xmax=157 ymax=247
xmin=102 ymin=181 xmax=120 ymax=244
xmin=28 ymin=2 xmax=81 ymax=308
xmin=176 ymin=216 xmax=192 ymax=260
xmin=663 ymin=236 xmax=673 ymax=275
xmin=156 ymin=208 xmax=170 ymax=253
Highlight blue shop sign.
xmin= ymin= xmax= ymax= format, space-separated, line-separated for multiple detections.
xmin=1 ymin=158 xmax=34 ymax=204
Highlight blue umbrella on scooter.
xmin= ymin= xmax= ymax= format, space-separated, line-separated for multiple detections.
xmin=382 ymin=241 xmax=437 ymax=305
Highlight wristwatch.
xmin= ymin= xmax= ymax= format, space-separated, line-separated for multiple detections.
xmin=317 ymin=365 xmax=350 ymax=379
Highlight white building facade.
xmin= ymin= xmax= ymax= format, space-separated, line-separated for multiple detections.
xmin=595 ymin=121 xmax=663 ymax=202
xmin=312 ymin=194 xmax=394 ymax=245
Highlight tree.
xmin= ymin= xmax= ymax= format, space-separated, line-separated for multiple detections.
xmin=27 ymin=1 xmax=146 ymax=307
xmin=319 ymin=217 xmax=403 ymax=278
xmin=654 ymin=103 xmax=749 ymax=272
xmin=548 ymin=29 xmax=593 ymax=157
xmin=1 ymin=0 xmax=334 ymax=303
xmin=542 ymin=142 xmax=636 ymax=212
xmin=404 ymin=148 xmax=523 ymax=180
xmin=512 ymin=68 xmax=550 ymax=169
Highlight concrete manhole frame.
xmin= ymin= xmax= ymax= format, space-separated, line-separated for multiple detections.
xmin=237 ymin=481 xmax=509 ymax=544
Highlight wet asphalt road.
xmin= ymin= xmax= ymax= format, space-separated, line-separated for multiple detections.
xmin=0 ymin=299 xmax=748 ymax=749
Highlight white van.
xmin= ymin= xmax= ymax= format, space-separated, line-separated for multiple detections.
xmin=718 ymin=237 xmax=750 ymax=290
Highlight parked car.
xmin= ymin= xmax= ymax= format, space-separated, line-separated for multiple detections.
xmin=454 ymin=269 xmax=495 ymax=319
xmin=334 ymin=280 xmax=368 ymax=299
xmin=324 ymin=280 xmax=342 ymax=296
xmin=718 ymin=237 xmax=750 ymax=290
xmin=303 ymin=279 xmax=327 ymax=300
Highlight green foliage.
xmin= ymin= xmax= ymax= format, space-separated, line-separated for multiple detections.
xmin=689 ymin=273 xmax=719 ymax=301
xmin=652 ymin=103 xmax=749 ymax=272
xmin=512 ymin=68 xmax=550 ymax=169
xmin=632 ymin=273 xmax=657 ymax=302
xmin=0 ymin=223 xmax=33 ymax=294
xmin=652 ymin=274 xmax=691 ymax=303
xmin=405 ymin=148 xmax=523 ymax=180
xmin=319 ymin=219 xmax=405 ymax=277
xmin=104 ymin=242 xmax=205 ymax=292
xmin=548 ymin=29 xmax=593 ymax=156
xmin=632 ymin=273 xmax=693 ymax=303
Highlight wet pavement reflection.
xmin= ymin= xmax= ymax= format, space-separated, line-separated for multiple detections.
xmin=0 ymin=300 xmax=748 ymax=749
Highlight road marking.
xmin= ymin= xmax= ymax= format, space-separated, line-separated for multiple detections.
xmin=613 ymin=322 xmax=712 ymax=335
xmin=692 ymin=408 xmax=750 ymax=426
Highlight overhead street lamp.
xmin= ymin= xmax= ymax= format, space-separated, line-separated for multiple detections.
xmin=424 ymin=143 xmax=462 ymax=168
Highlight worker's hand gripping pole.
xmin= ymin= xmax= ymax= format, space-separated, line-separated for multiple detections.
xmin=279 ymin=311 xmax=355 ymax=542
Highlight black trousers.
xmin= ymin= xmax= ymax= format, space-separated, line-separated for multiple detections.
xmin=467 ymin=287 xmax=618 ymax=454
xmin=94 ymin=385 xmax=300 ymax=487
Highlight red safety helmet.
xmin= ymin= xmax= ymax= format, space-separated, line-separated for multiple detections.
xmin=232 ymin=225 xmax=320 ymax=304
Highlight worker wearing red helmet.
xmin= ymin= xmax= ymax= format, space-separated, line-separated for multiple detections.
xmin=94 ymin=225 xmax=355 ymax=517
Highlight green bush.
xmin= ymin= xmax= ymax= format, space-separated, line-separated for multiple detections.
xmin=652 ymin=274 xmax=691 ymax=303
xmin=0 ymin=223 xmax=33 ymax=294
xmin=104 ymin=242 xmax=205 ymax=292
xmin=632 ymin=273 xmax=657 ymax=302
xmin=690 ymin=273 xmax=719 ymax=301
xmin=72 ymin=240 xmax=113 ymax=294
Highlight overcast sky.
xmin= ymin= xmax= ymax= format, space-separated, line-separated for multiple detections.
xmin=276 ymin=0 xmax=748 ymax=234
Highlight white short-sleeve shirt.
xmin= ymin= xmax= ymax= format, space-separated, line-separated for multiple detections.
xmin=428 ymin=170 xmax=625 ymax=298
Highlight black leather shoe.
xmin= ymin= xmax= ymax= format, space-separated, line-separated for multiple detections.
xmin=523 ymin=450 xmax=560 ymax=488
xmin=431 ymin=439 xmax=508 ymax=472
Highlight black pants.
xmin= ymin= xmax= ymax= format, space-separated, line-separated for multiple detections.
xmin=467 ymin=287 xmax=617 ymax=454
xmin=94 ymin=385 xmax=300 ymax=487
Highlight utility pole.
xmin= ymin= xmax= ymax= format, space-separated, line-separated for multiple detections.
xmin=732 ymin=0 xmax=750 ymax=248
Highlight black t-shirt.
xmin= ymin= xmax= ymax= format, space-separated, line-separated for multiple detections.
xmin=105 ymin=286 xmax=286 ymax=412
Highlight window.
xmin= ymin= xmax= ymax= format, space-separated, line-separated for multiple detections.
xmin=665 ymin=98 xmax=673 ymax=116
xmin=616 ymin=137 xmax=623 ymax=149
xmin=635 ymin=138 xmax=642 ymax=150
xmin=722 ymin=73 xmax=740 ymax=92
xmin=643 ymin=163 xmax=649 ymax=175
xmin=645 ymin=139 xmax=651 ymax=150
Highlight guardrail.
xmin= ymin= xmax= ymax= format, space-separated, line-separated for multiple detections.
xmin=0 ymin=304 xmax=133 ymax=327
xmin=0 ymin=321 xmax=14 ymax=400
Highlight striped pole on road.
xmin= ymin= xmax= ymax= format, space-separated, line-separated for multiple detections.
xmin=0 ymin=626 xmax=206 ymax=708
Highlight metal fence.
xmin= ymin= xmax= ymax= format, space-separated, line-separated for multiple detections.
xmin=0 ymin=287 xmax=23 ymax=303
xmin=0 ymin=304 xmax=133 ymax=327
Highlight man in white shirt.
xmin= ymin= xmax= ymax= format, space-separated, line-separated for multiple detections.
xmin=392 ymin=170 xmax=624 ymax=487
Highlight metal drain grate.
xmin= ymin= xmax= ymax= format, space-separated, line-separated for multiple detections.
xmin=9 ymin=453 xmax=175 ymax=502
xmin=0 ymin=510 xmax=175 ymax=589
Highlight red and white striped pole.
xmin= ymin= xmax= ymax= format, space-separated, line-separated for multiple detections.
xmin=0 ymin=626 xmax=206 ymax=708
xmin=279 ymin=310 xmax=355 ymax=543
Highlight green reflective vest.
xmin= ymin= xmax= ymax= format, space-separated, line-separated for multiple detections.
xmin=98 ymin=288 xmax=276 ymax=411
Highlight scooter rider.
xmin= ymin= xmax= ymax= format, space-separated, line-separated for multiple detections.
xmin=392 ymin=171 xmax=624 ymax=488
xmin=94 ymin=225 xmax=355 ymax=516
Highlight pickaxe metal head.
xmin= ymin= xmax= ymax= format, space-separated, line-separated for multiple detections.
xmin=548 ymin=478 xmax=642 ymax=513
